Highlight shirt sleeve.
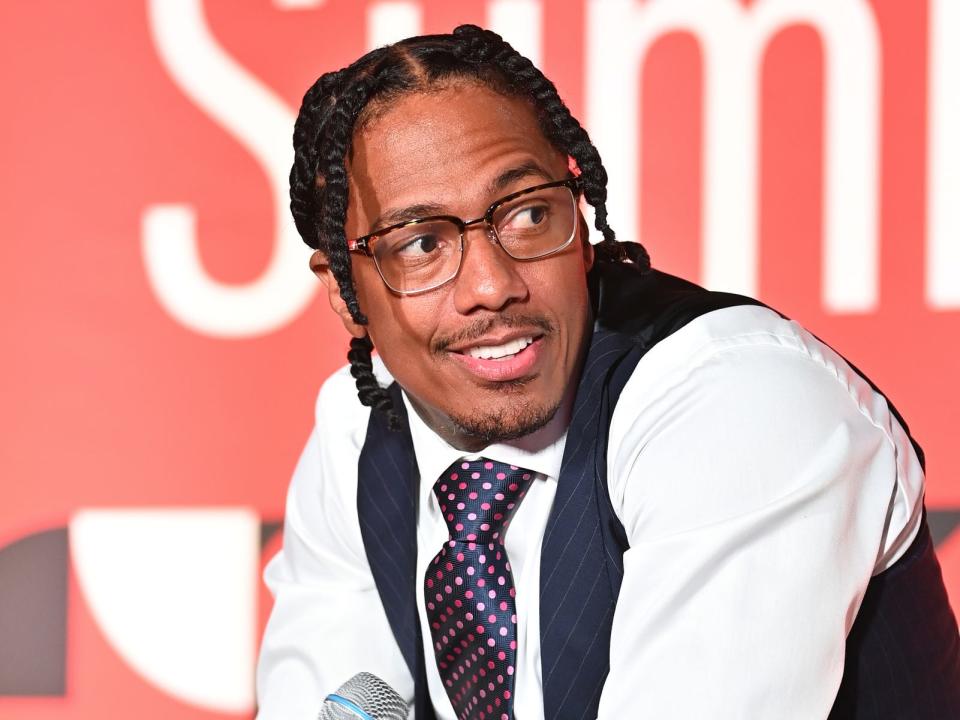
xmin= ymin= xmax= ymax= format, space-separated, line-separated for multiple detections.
xmin=598 ymin=308 xmax=924 ymax=719
xmin=255 ymin=368 xmax=414 ymax=719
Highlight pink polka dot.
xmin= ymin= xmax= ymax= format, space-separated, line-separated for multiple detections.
xmin=471 ymin=472 xmax=481 ymax=480
xmin=467 ymin=566 xmax=475 ymax=576
xmin=465 ymin=612 xmax=473 ymax=620
xmin=476 ymin=625 xmax=485 ymax=634
xmin=477 ymin=602 xmax=485 ymax=611
xmin=509 ymin=640 xmax=516 ymax=650
xmin=496 ymin=472 xmax=506 ymax=480
xmin=487 ymin=638 xmax=496 ymax=647
xmin=507 ymin=666 xmax=514 ymax=675
xmin=480 ymin=522 xmax=490 ymax=531
xmin=457 ymin=552 xmax=465 ymax=562
xmin=488 ymin=589 xmax=496 ymax=598
xmin=468 ymin=512 xmax=477 ymax=521
xmin=477 ymin=578 xmax=485 ymax=587
xmin=484 ymin=461 xmax=494 ymax=469
xmin=455 ymin=523 xmax=464 ymax=532
xmin=455 ymin=576 xmax=463 ymax=585
xmin=482 ymin=482 xmax=492 ymax=490
xmin=465 ymin=590 xmax=473 ymax=599
xmin=498 ymin=576 xmax=505 ymax=585
xmin=488 ymin=614 xmax=496 ymax=623
xmin=461 ymin=462 xmax=470 ymax=469
xmin=469 ymin=491 xmax=478 ymax=500
xmin=499 ymin=627 xmax=508 ymax=636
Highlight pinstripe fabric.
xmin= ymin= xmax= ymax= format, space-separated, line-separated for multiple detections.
xmin=538 ymin=329 xmax=637 ymax=720
xmin=827 ymin=516 xmax=960 ymax=719
xmin=357 ymin=383 xmax=436 ymax=720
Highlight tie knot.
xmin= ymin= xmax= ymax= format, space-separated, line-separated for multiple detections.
xmin=433 ymin=458 xmax=533 ymax=543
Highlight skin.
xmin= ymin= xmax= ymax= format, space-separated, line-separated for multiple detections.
xmin=312 ymin=82 xmax=595 ymax=452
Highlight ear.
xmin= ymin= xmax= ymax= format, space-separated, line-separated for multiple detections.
xmin=310 ymin=250 xmax=367 ymax=339
xmin=577 ymin=212 xmax=595 ymax=272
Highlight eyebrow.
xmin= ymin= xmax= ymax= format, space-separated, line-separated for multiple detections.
xmin=365 ymin=160 xmax=557 ymax=235
xmin=486 ymin=160 xmax=554 ymax=196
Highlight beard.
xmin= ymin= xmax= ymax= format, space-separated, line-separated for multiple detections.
xmin=445 ymin=385 xmax=563 ymax=447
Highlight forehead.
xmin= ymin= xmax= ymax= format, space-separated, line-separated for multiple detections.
xmin=346 ymin=83 xmax=565 ymax=231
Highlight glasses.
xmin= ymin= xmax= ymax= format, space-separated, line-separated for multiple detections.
xmin=346 ymin=177 xmax=582 ymax=294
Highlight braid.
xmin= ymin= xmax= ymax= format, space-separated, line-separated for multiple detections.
xmin=348 ymin=335 xmax=403 ymax=431
xmin=291 ymin=26 xmax=647 ymax=429
xmin=290 ymin=59 xmax=404 ymax=428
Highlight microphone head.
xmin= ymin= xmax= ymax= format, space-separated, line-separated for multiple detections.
xmin=318 ymin=672 xmax=408 ymax=720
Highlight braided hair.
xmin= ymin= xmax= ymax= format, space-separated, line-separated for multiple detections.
xmin=290 ymin=25 xmax=650 ymax=429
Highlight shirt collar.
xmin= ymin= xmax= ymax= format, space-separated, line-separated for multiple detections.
xmin=401 ymin=390 xmax=568 ymax=508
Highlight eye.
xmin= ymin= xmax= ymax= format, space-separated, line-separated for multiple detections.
xmin=396 ymin=232 xmax=443 ymax=257
xmin=501 ymin=201 xmax=550 ymax=231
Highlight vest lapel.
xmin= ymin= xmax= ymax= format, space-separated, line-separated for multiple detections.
xmin=357 ymin=383 xmax=435 ymax=718
xmin=540 ymin=329 xmax=636 ymax=720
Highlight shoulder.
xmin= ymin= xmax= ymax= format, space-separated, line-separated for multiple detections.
xmin=290 ymin=358 xmax=395 ymax=520
xmin=311 ymin=357 xmax=395 ymax=445
xmin=607 ymin=305 xmax=924 ymax=558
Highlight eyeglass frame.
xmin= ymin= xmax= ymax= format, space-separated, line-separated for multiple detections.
xmin=345 ymin=176 xmax=583 ymax=294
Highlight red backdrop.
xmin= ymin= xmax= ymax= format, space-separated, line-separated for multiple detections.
xmin=1 ymin=0 xmax=957 ymax=717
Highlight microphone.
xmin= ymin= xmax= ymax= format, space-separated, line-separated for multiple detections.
xmin=318 ymin=672 xmax=409 ymax=720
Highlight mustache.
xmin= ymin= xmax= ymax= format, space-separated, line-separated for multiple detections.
xmin=432 ymin=314 xmax=555 ymax=353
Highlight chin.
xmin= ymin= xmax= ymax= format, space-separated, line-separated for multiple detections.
xmin=449 ymin=396 xmax=561 ymax=447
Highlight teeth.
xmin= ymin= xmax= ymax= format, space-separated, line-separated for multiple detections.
xmin=466 ymin=336 xmax=534 ymax=360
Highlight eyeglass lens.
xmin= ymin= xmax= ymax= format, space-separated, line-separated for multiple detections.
xmin=372 ymin=185 xmax=577 ymax=293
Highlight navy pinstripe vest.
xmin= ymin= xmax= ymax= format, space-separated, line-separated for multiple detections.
xmin=356 ymin=262 xmax=960 ymax=719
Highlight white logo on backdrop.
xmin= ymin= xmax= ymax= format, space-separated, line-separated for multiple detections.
xmin=928 ymin=0 xmax=960 ymax=309
xmin=589 ymin=0 xmax=879 ymax=312
xmin=142 ymin=0 xmax=960 ymax=339
xmin=70 ymin=509 xmax=260 ymax=713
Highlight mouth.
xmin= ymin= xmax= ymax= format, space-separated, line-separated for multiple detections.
xmin=446 ymin=332 xmax=546 ymax=383
xmin=463 ymin=335 xmax=536 ymax=361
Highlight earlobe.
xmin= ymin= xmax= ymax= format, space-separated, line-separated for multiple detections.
xmin=310 ymin=250 xmax=368 ymax=339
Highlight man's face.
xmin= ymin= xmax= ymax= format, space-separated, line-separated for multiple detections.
xmin=332 ymin=83 xmax=594 ymax=450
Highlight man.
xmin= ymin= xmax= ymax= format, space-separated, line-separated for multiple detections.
xmin=257 ymin=25 xmax=960 ymax=719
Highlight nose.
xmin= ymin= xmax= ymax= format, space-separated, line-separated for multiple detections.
xmin=452 ymin=223 xmax=528 ymax=314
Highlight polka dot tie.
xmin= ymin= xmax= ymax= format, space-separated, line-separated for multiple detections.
xmin=425 ymin=458 xmax=534 ymax=720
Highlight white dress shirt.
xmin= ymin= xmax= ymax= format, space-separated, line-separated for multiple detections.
xmin=256 ymin=305 xmax=925 ymax=720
